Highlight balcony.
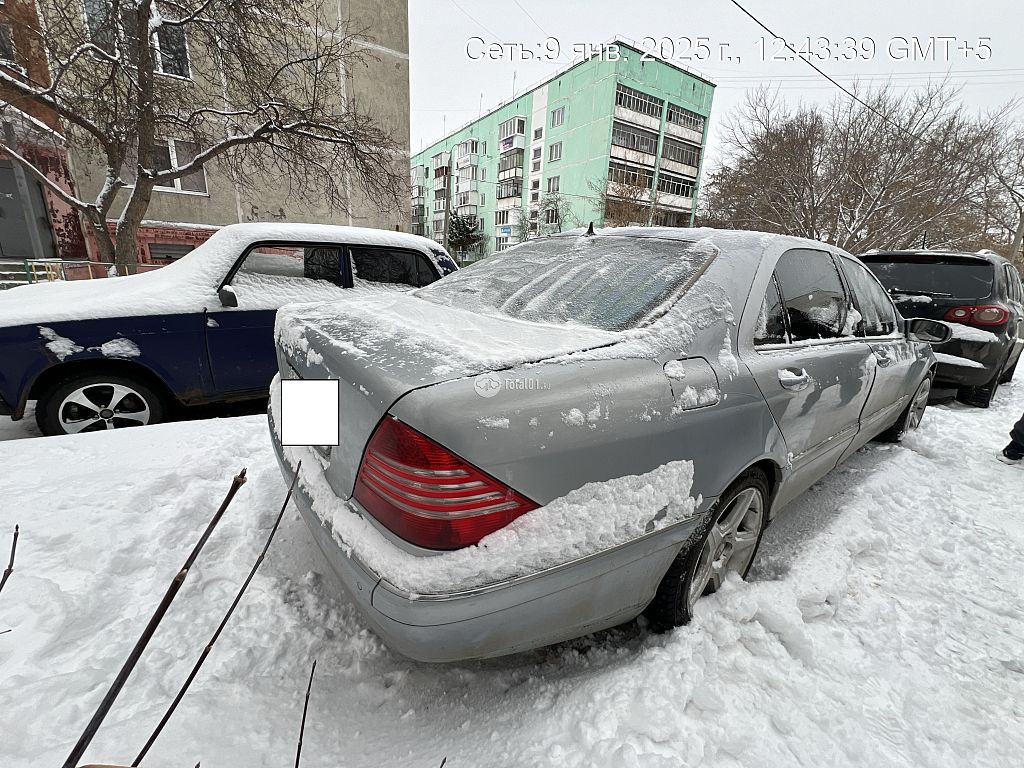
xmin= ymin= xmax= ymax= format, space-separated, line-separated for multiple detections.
xmin=497 ymin=165 xmax=523 ymax=181
xmin=455 ymin=191 xmax=481 ymax=207
xmin=664 ymin=120 xmax=704 ymax=145
xmin=433 ymin=175 xmax=448 ymax=191
xmin=456 ymin=152 xmax=480 ymax=169
xmin=431 ymin=151 xmax=450 ymax=169
xmin=456 ymin=204 xmax=479 ymax=218
xmin=499 ymin=134 xmax=526 ymax=154
xmin=454 ymin=178 xmax=479 ymax=193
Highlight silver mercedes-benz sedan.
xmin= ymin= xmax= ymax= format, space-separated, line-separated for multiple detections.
xmin=268 ymin=227 xmax=949 ymax=662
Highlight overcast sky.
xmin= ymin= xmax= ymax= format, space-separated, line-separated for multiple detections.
xmin=408 ymin=0 xmax=1021 ymax=164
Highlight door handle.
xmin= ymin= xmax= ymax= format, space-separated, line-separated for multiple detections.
xmin=778 ymin=368 xmax=810 ymax=391
xmin=874 ymin=351 xmax=893 ymax=367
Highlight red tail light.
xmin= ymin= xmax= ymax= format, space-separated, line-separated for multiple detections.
xmin=942 ymin=304 xmax=1009 ymax=326
xmin=353 ymin=416 xmax=538 ymax=550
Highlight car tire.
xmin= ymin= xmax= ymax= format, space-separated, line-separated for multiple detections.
xmin=644 ymin=467 xmax=770 ymax=631
xmin=36 ymin=372 xmax=167 ymax=436
xmin=878 ymin=374 xmax=931 ymax=443
xmin=957 ymin=364 xmax=1003 ymax=408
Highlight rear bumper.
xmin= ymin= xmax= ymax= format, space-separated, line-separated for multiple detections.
xmin=932 ymin=338 xmax=1007 ymax=387
xmin=269 ymin=416 xmax=708 ymax=662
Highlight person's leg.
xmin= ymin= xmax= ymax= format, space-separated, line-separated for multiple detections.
xmin=1002 ymin=412 xmax=1024 ymax=462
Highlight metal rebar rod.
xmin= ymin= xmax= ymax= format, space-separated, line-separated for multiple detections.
xmin=61 ymin=469 xmax=248 ymax=768
xmin=0 ymin=524 xmax=19 ymax=597
xmin=294 ymin=658 xmax=317 ymax=768
xmin=132 ymin=464 xmax=302 ymax=766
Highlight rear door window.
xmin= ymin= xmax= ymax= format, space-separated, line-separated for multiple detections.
xmin=860 ymin=255 xmax=994 ymax=300
xmin=350 ymin=246 xmax=439 ymax=287
xmin=774 ymin=249 xmax=849 ymax=341
xmin=840 ymin=258 xmax=899 ymax=336
xmin=753 ymin=274 xmax=788 ymax=345
xmin=1004 ymin=265 xmax=1022 ymax=303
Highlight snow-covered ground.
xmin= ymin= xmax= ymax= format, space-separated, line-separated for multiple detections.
xmin=1 ymin=385 xmax=1023 ymax=767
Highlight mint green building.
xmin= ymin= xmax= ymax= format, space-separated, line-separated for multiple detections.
xmin=410 ymin=40 xmax=715 ymax=260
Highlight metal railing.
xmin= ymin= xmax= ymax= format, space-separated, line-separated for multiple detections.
xmin=0 ymin=259 xmax=164 ymax=288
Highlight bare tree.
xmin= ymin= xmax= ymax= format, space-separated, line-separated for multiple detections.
xmin=588 ymin=177 xmax=659 ymax=227
xmin=702 ymin=83 xmax=1015 ymax=254
xmin=0 ymin=0 xmax=404 ymax=267
xmin=535 ymin=191 xmax=583 ymax=235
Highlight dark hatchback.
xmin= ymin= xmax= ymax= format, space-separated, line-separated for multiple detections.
xmin=860 ymin=249 xmax=1024 ymax=406
xmin=0 ymin=224 xmax=458 ymax=436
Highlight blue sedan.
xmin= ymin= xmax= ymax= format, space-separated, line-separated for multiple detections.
xmin=0 ymin=223 xmax=457 ymax=435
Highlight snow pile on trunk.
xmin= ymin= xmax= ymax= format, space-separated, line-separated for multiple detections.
xmin=270 ymin=378 xmax=695 ymax=594
xmin=2 ymin=384 xmax=1024 ymax=767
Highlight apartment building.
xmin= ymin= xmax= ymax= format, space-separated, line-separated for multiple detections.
xmin=0 ymin=0 xmax=409 ymax=280
xmin=410 ymin=40 xmax=715 ymax=259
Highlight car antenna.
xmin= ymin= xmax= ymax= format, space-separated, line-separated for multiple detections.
xmin=585 ymin=221 xmax=595 ymax=236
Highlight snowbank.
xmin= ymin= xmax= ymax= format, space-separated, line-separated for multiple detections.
xmin=2 ymin=383 xmax=1023 ymax=767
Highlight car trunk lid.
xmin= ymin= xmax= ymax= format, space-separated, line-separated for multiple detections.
xmin=274 ymin=293 xmax=621 ymax=499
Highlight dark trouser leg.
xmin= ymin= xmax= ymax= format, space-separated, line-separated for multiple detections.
xmin=1009 ymin=411 xmax=1024 ymax=453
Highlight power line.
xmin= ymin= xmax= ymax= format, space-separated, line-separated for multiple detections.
xmin=509 ymin=0 xmax=549 ymax=39
xmin=726 ymin=0 xmax=927 ymax=143
xmin=725 ymin=0 xmax=1024 ymax=204
xmin=447 ymin=0 xmax=502 ymax=41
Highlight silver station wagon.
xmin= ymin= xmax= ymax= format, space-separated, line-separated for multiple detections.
xmin=268 ymin=228 xmax=948 ymax=662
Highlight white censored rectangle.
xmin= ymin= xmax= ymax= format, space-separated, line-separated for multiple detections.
xmin=280 ymin=379 xmax=340 ymax=447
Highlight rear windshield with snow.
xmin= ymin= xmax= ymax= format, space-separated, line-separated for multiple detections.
xmin=861 ymin=255 xmax=994 ymax=300
xmin=415 ymin=235 xmax=714 ymax=331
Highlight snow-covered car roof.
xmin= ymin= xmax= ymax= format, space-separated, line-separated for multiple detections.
xmin=0 ymin=223 xmax=454 ymax=327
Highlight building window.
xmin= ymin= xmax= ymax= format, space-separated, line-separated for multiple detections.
xmin=154 ymin=21 xmax=190 ymax=77
xmin=615 ymin=84 xmax=664 ymax=118
xmin=0 ymin=24 xmax=18 ymax=67
xmin=666 ymin=103 xmax=706 ymax=133
xmin=495 ymin=210 xmax=511 ymax=226
xmin=533 ymin=127 xmax=543 ymax=140
xmin=85 ymin=1 xmax=190 ymax=77
xmin=544 ymin=208 xmax=561 ymax=225
xmin=656 ymin=170 xmax=695 ymax=198
xmin=495 ymin=236 xmax=511 ymax=251
xmin=548 ymin=142 xmax=562 ymax=162
xmin=498 ymin=117 xmax=526 ymax=140
xmin=611 ymin=121 xmax=659 ymax=155
xmin=546 ymin=176 xmax=560 ymax=193
xmin=608 ymin=161 xmax=654 ymax=189
xmin=497 ymin=179 xmax=523 ymax=199
xmin=498 ymin=149 xmax=524 ymax=173
xmin=531 ymin=179 xmax=540 ymax=190
xmin=531 ymin=160 xmax=541 ymax=172
xmin=661 ymin=137 xmax=701 ymax=168
xmin=532 ymin=146 xmax=542 ymax=160
xmin=480 ymin=168 xmax=486 ymax=181
xmin=550 ymin=106 xmax=565 ymax=128
xmin=126 ymin=139 xmax=207 ymax=193
xmin=531 ymin=191 xmax=540 ymax=202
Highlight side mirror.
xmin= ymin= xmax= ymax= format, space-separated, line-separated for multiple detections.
xmin=906 ymin=317 xmax=952 ymax=344
xmin=218 ymin=285 xmax=238 ymax=308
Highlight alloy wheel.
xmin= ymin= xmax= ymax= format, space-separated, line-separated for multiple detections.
xmin=688 ymin=487 xmax=765 ymax=608
xmin=906 ymin=378 xmax=931 ymax=431
xmin=58 ymin=383 xmax=152 ymax=434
